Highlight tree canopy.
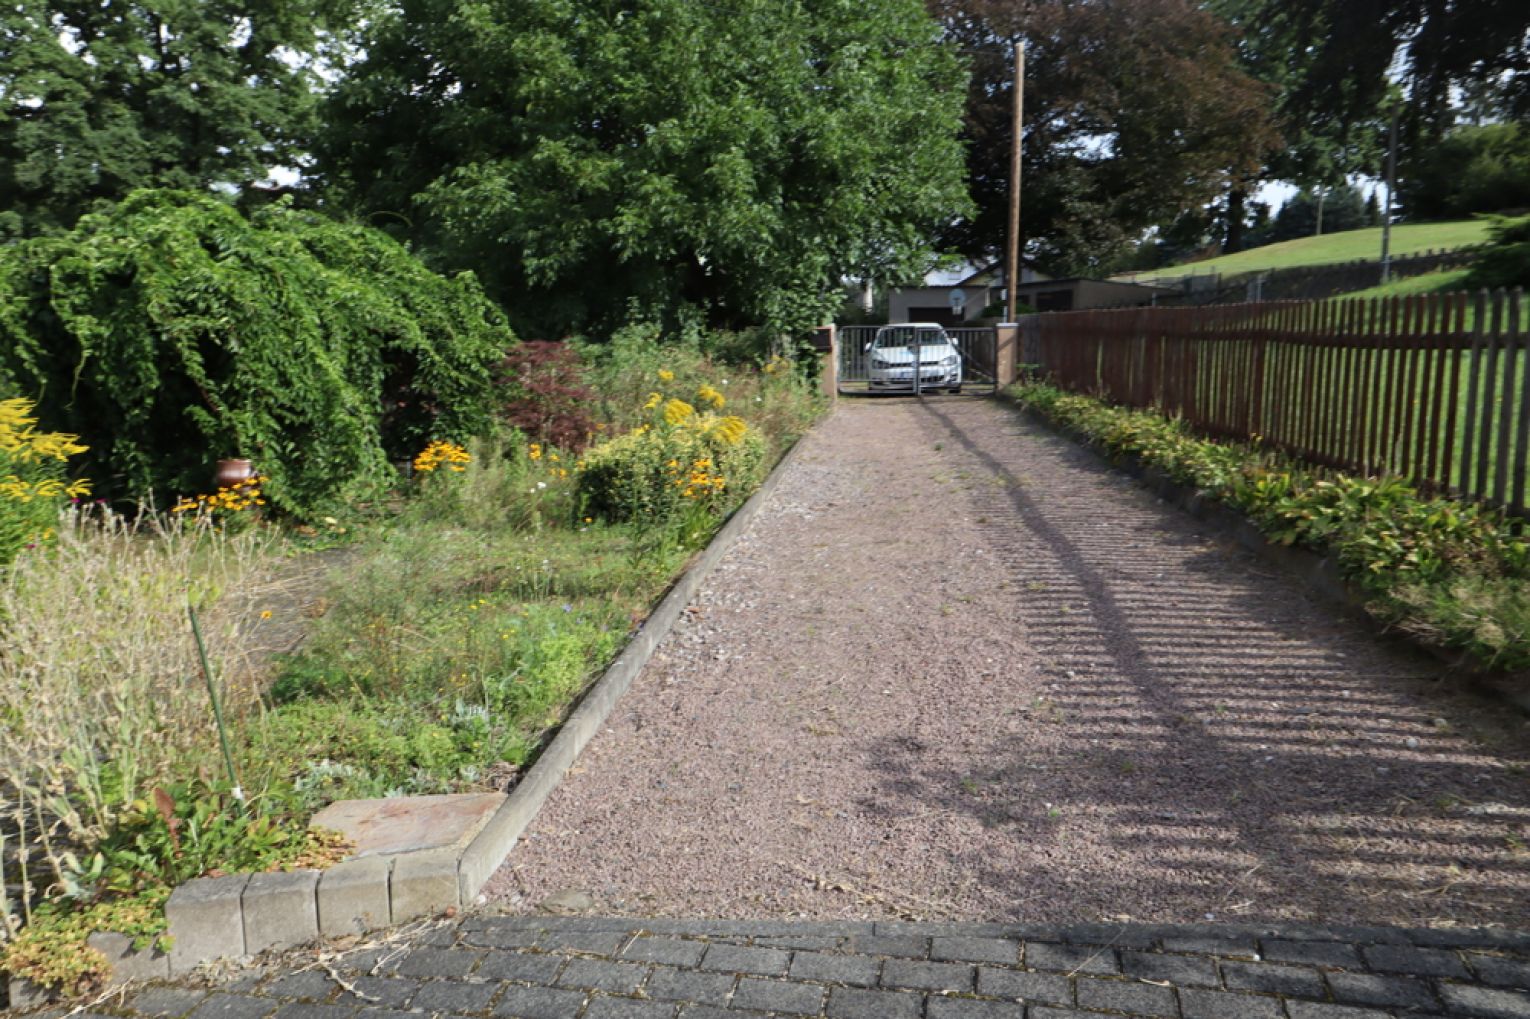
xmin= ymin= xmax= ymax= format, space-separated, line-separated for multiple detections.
xmin=0 ymin=1 xmax=346 ymax=240
xmin=930 ymin=0 xmax=1279 ymax=276
xmin=317 ymin=0 xmax=972 ymax=339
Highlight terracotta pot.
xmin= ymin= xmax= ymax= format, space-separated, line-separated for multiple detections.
xmin=215 ymin=458 xmax=254 ymax=489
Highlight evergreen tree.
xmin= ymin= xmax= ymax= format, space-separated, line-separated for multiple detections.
xmin=0 ymin=1 xmax=343 ymax=239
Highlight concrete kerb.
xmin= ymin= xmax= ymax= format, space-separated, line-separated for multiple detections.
xmin=993 ymin=388 xmax=1530 ymax=713
xmin=36 ymin=416 xmax=827 ymax=999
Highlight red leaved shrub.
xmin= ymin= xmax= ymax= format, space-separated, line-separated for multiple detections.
xmin=498 ymin=341 xmax=597 ymax=450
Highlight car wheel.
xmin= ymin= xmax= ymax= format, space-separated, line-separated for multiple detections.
xmin=949 ymin=385 xmax=962 ymax=394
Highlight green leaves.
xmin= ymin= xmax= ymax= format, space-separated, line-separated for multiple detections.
xmin=319 ymin=0 xmax=971 ymax=339
xmin=0 ymin=189 xmax=512 ymax=516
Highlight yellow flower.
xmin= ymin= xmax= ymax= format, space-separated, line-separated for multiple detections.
xmin=696 ymin=384 xmax=725 ymax=409
xmin=529 ymin=443 xmax=542 ymax=461
xmin=662 ymin=399 xmax=695 ymax=425
xmin=658 ymin=369 xmax=675 ymax=382
xmin=260 ymin=610 xmax=273 ymax=620
xmin=643 ymin=392 xmax=662 ymax=411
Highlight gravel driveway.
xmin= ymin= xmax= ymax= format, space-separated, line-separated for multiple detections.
xmin=485 ymin=396 xmax=1530 ymax=929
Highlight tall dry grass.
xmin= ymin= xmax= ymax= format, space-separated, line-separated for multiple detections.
xmin=0 ymin=507 xmax=287 ymax=931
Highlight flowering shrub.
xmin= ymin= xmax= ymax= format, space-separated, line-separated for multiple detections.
xmin=0 ymin=397 xmax=91 ymax=564
xmin=578 ymin=373 xmax=764 ymax=522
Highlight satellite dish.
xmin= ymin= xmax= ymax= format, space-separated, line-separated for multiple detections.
xmin=948 ymin=288 xmax=967 ymax=315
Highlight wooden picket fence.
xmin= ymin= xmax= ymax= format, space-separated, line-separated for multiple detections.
xmin=1034 ymin=288 xmax=1530 ymax=514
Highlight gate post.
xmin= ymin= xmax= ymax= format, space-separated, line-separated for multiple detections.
xmin=995 ymin=322 xmax=1019 ymax=387
xmin=815 ymin=324 xmax=838 ymax=399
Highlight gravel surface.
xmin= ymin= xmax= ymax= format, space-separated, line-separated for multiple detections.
xmin=484 ymin=396 xmax=1530 ymax=928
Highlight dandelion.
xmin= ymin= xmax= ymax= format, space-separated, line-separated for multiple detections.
xmin=260 ymin=610 xmax=273 ymax=620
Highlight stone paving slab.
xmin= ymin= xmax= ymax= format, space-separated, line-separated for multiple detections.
xmin=86 ymin=917 xmax=1530 ymax=1019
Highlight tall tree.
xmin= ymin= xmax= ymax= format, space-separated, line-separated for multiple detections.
xmin=0 ymin=2 xmax=342 ymax=240
xmin=317 ymin=0 xmax=972 ymax=339
xmin=930 ymin=0 xmax=1278 ymax=276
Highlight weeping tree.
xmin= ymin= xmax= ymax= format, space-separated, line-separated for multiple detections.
xmin=0 ymin=189 xmax=512 ymax=515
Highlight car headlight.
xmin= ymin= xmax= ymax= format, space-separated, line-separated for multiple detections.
xmin=872 ymin=358 xmax=898 ymax=370
xmin=942 ymin=354 xmax=959 ymax=367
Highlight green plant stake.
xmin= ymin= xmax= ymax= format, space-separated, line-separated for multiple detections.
xmin=188 ymin=602 xmax=244 ymax=806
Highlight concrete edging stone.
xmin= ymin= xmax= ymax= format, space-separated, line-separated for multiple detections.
xmin=8 ymin=414 xmax=827 ymax=1005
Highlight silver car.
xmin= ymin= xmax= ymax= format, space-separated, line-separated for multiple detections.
xmin=867 ymin=323 xmax=963 ymax=394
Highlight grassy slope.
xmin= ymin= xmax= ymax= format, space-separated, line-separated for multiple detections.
xmin=1117 ymin=220 xmax=1491 ymax=282
xmin=1340 ymin=268 xmax=1475 ymax=300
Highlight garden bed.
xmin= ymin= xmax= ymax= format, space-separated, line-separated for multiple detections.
xmin=0 ymin=335 xmax=822 ymax=1000
xmin=1004 ymin=381 xmax=1530 ymax=686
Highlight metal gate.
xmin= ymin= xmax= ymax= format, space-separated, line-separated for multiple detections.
xmin=836 ymin=325 xmax=998 ymax=396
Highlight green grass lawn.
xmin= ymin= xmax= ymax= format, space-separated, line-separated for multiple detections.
xmin=1118 ymin=220 xmax=1492 ymax=282
xmin=1339 ymin=268 xmax=1474 ymax=300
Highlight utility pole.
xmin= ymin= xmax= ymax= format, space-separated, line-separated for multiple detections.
xmin=1005 ymin=40 xmax=1024 ymax=323
xmin=1380 ymin=102 xmax=1399 ymax=283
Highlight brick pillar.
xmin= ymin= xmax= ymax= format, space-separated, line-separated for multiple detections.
xmin=995 ymin=323 xmax=1019 ymax=387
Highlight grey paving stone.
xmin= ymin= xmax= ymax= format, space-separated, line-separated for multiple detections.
xmin=129 ymin=988 xmax=210 ymax=1017
xmin=674 ymin=1007 xmax=763 ymax=1019
xmin=925 ymin=998 xmax=1026 ymax=1018
xmin=1362 ymin=944 xmax=1469 ymax=978
xmin=556 ymin=958 xmax=647 ymax=993
xmin=1284 ymin=1003 xmax=1393 ymax=1019
xmin=754 ymin=935 xmax=844 ymax=951
xmin=355 ymin=1010 xmax=417 ymax=1019
xmin=1437 ymin=982 xmax=1530 ymax=1018
xmin=976 ymin=967 xmax=1071 ymax=1004
xmin=1473 ymin=954 xmax=1530 ymax=990
xmin=414 ymin=926 xmax=460 ymax=947
xmin=1259 ymin=940 xmax=1363 ymax=969
xmin=1027 ymin=1007 xmax=1096 ymax=1018
xmin=1178 ymin=987 xmax=1285 ymax=1019
xmin=1221 ymin=961 xmax=1326 ymax=997
xmin=493 ymin=984 xmax=589 ymax=1018
xmin=876 ymin=921 xmax=1012 ymax=939
xmin=697 ymin=943 xmax=789 ymax=977
xmin=931 ymin=937 xmax=1020 ymax=965
xmin=1123 ymin=950 xmax=1220 ymax=987
xmin=621 ymin=937 xmax=707 ymax=968
xmin=186 ymin=994 xmax=278 ymax=1019
xmin=1024 ymin=942 xmax=1120 ymax=975
xmin=731 ymin=977 xmax=825 ymax=1015
xmin=788 ymin=951 xmax=882 ymax=987
xmin=1325 ymin=971 xmax=1439 ymax=1011
xmin=263 ymin=971 xmax=339 ymax=1000
xmin=1074 ymin=976 xmax=1177 ymax=1017
xmin=394 ymin=948 xmax=485 ymax=978
xmin=336 ymin=977 xmax=420 ymax=1009
xmin=1408 ymin=929 xmax=1530 ymax=951
xmin=643 ymin=967 xmax=736 ymax=1006
xmin=409 ymin=981 xmax=500 ymax=1013
xmin=270 ymin=1004 xmax=355 ymax=1019
xmin=1058 ymin=924 xmax=1161 ymax=950
xmin=1159 ymin=935 xmax=1260 ymax=958
xmin=538 ymin=931 xmax=629 ymax=956
xmin=846 ymin=935 xmax=931 ymax=959
xmin=463 ymin=929 xmax=543 ymax=951
xmin=824 ymin=986 xmax=923 ymax=1019
xmin=476 ymin=951 xmax=566 ymax=984
xmin=882 ymin=959 xmax=975 ymax=992
xmin=580 ymin=998 xmax=676 ymax=1019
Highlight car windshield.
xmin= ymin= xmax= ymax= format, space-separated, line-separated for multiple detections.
xmin=874 ymin=327 xmax=948 ymax=349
